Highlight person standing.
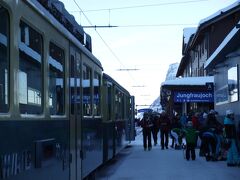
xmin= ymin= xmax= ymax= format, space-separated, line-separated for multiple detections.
xmin=192 ymin=112 xmax=200 ymax=130
xmin=151 ymin=112 xmax=160 ymax=146
xmin=140 ymin=112 xmax=153 ymax=151
xmin=180 ymin=113 xmax=187 ymax=128
xmin=159 ymin=110 xmax=170 ymax=150
xmin=224 ymin=110 xmax=239 ymax=166
xmin=201 ymin=128 xmax=217 ymax=161
xmin=182 ymin=121 xmax=198 ymax=160
xmin=170 ymin=114 xmax=182 ymax=149
xmin=206 ymin=109 xmax=223 ymax=160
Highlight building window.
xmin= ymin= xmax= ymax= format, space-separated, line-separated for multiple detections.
xmin=83 ymin=64 xmax=92 ymax=116
xmin=199 ymin=66 xmax=204 ymax=76
xmin=201 ymin=41 xmax=204 ymax=54
xmin=93 ymin=72 xmax=101 ymax=116
xmin=19 ymin=21 xmax=43 ymax=114
xmin=189 ymin=64 xmax=192 ymax=77
xmin=49 ymin=42 xmax=65 ymax=115
xmin=228 ymin=65 xmax=238 ymax=102
xmin=205 ymin=37 xmax=209 ymax=58
xmin=0 ymin=7 xmax=9 ymax=113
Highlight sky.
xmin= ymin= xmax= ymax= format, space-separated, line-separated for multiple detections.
xmin=60 ymin=0 xmax=237 ymax=108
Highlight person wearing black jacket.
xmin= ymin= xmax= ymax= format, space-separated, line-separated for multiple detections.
xmin=206 ymin=110 xmax=223 ymax=159
xmin=140 ymin=112 xmax=153 ymax=151
xmin=151 ymin=113 xmax=160 ymax=146
xmin=159 ymin=110 xmax=171 ymax=150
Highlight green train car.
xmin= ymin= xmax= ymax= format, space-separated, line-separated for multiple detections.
xmin=102 ymin=73 xmax=135 ymax=163
xmin=0 ymin=0 xmax=135 ymax=179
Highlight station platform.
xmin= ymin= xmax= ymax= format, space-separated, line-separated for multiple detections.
xmin=96 ymin=128 xmax=240 ymax=180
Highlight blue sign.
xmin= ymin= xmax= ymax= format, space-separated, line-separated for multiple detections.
xmin=174 ymin=91 xmax=214 ymax=103
xmin=138 ymin=108 xmax=153 ymax=113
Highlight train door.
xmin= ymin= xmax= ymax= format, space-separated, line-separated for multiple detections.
xmin=130 ymin=96 xmax=136 ymax=141
xmin=70 ymin=46 xmax=82 ymax=180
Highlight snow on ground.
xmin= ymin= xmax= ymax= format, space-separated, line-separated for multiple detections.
xmin=96 ymin=127 xmax=240 ymax=180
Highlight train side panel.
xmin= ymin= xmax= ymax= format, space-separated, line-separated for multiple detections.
xmin=102 ymin=74 xmax=134 ymax=159
xmin=102 ymin=77 xmax=115 ymax=162
xmin=81 ymin=54 xmax=103 ymax=178
xmin=0 ymin=0 xmax=70 ymax=179
xmin=0 ymin=1 xmax=134 ymax=180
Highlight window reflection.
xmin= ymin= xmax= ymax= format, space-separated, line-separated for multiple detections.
xmin=93 ymin=72 xmax=100 ymax=116
xmin=228 ymin=65 xmax=238 ymax=102
xmin=76 ymin=52 xmax=81 ymax=115
xmin=0 ymin=7 xmax=9 ymax=113
xmin=107 ymin=83 xmax=112 ymax=120
xmin=49 ymin=42 xmax=65 ymax=115
xmin=83 ymin=65 xmax=91 ymax=116
xmin=115 ymin=90 xmax=123 ymax=119
xmin=70 ymin=55 xmax=75 ymax=115
xmin=19 ymin=21 xmax=43 ymax=114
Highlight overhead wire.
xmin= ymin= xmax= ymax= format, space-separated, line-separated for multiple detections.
xmin=70 ymin=0 xmax=204 ymax=29
xmin=71 ymin=0 xmax=207 ymax=97
xmin=82 ymin=23 xmax=198 ymax=28
xmin=71 ymin=0 xmax=208 ymax=13
xmin=116 ymin=23 xmax=198 ymax=28
xmin=72 ymin=0 xmax=124 ymax=67
xmin=72 ymin=0 xmax=137 ymax=84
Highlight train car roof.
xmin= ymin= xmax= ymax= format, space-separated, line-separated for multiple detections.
xmin=161 ymin=76 xmax=214 ymax=86
xmin=26 ymin=0 xmax=103 ymax=70
xmin=103 ymin=73 xmax=130 ymax=96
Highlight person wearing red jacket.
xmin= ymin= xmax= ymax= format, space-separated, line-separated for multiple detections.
xmin=192 ymin=112 xmax=200 ymax=130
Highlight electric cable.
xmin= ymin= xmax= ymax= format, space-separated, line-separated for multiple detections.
xmin=71 ymin=0 xmax=208 ymax=13
xmin=72 ymin=0 xmax=137 ymax=84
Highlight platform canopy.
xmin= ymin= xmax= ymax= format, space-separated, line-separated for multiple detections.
xmin=161 ymin=76 xmax=214 ymax=87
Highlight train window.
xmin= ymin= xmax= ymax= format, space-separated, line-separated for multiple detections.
xmin=116 ymin=92 xmax=124 ymax=119
xmin=70 ymin=55 xmax=75 ymax=115
xmin=19 ymin=21 xmax=43 ymax=114
xmin=83 ymin=64 xmax=92 ymax=116
xmin=121 ymin=94 xmax=125 ymax=118
xmin=76 ymin=52 xmax=81 ymax=115
xmin=70 ymin=51 xmax=81 ymax=115
xmin=93 ymin=72 xmax=101 ymax=116
xmin=120 ymin=93 xmax=124 ymax=119
xmin=0 ymin=7 xmax=9 ymax=113
xmin=107 ymin=84 xmax=112 ymax=120
xmin=115 ymin=90 xmax=120 ymax=119
xmin=49 ymin=42 xmax=65 ymax=115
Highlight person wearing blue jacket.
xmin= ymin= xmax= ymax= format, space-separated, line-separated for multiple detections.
xmin=224 ymin=110 xmax=240 ymax=166
xmin=201 ymin=128 xmax=217 ymax=161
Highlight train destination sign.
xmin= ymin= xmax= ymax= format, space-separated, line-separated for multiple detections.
xmin=174 ymin=91 xmax=214 ymax=102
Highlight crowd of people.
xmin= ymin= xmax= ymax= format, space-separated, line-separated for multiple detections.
xmin=138 ymin=109 xmax=240 ymax=167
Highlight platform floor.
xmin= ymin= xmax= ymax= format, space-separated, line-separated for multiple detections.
xmin=96 ymin=128 xmax=240 ymax=180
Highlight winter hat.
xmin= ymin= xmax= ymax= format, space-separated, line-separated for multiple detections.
xmin=209 ymin=109 xmax=216 ymax=114
xmin=203 ymin=112 xmax=208 ymax=119
xmin=160 ymin=110 xmax=166 ymax=115
xmin=143 ymin=112 xmax=149 ymax=118
xmin=226 ymin=109 xmax=234 ymax=116
xmin=186 ymin=121 xmax=193 ymax=127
